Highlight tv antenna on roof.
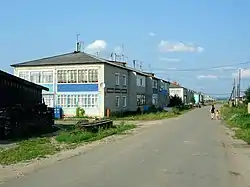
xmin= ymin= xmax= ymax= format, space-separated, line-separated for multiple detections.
xmin=75 ymin=33 xmax=81 ymax=52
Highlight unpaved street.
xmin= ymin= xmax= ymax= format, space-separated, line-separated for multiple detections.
xmin=1 ymin=107 xmax=244 ymax=186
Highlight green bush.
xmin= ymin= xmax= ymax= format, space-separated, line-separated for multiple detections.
xmin=76 ymin=107 xmax=85 ymax=117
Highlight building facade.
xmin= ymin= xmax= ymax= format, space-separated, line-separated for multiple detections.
xmin=11 ymin=52 xmax=170 ymax=117
xmin=169 ymin=84 xmax=195 ymax=104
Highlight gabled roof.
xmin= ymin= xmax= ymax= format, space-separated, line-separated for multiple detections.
xmin=169 ymin=83 xmax=187 ymax=90
xmin=10 ymin=51 xmax=173 ymax=84
xmin=11 ymin=52 xmax=154 ymax=77
xmin=0 ymin=70 xmax=49 ymax=91
xmin=11 ymin=52 xmax=107 ymax=67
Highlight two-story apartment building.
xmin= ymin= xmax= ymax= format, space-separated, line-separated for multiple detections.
xmin=169 ymin=83 xmax=195 ymax=104
xmin=11 ymin=51 xmax=170 ymax=117
xmin=143 ymin=72 xmax=170 ymax=109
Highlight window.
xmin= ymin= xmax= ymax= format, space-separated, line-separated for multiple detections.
xmin=57 ymin=70 xmax=67 ymax=83
xmin=162 ymin=82 xmax=168 ymax=90
xmin=57 ymin=94 xmax=98 ymax=108
xmin=136 ymin=75 xmax=145 ymax=87
xmin=19 ymin=71 xmax=29 ymax=81
xmin=41 ymin=71 xmax=53 ymax=83
xmin=152 ymin=94 xmax=158 ymax=105
xmin=152 ymin=79 xmax=158 ymax=89
xmin=115 ymin=73 xmax=120 ymax=85
xmin=42 ymin=94 xmax=54 ymax=107
xmin=88 ymin=69 xmax=98 ymax=83
xmin=58 ymin=69 xmax=98 ymax=83
xmin=122 ymin=96 xmax=127 ymax=107
xmin=115 ymin=96 xmax=120 ymax=107
xmin=68 ymin=70 xmax=77 ymax=83
xmin=136 ymin=94 xmax=146 ymax=106
xmin=78 ymin=69 xmax=88 ymax=83
xmin=30 ymin=71 xmax=41 ymax=83
xmin=57 ymin=95 xmax=67 ymax=107
xmin=122 ymin=75 xmax=127 ymax=86
xmin=57 ymin=70 xmax=77 ymax=83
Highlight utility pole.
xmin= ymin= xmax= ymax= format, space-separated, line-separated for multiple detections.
xmin=235 ymin=68 xmax=242 ymax=106
xmin=238 ymin=68 xmax=241 ymax=98
xmin=233 ymin=78 xmax=236 ymax=106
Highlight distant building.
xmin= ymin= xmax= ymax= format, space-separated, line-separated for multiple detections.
xmin=169 ymin=83 xmax=194 ymax=104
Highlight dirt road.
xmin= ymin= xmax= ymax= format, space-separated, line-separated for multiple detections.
xmin=1 ymin=107 xmax=247 ymax=186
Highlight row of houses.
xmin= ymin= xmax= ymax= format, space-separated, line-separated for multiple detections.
xmin=10 ymin=50 xmax=206 ymax=117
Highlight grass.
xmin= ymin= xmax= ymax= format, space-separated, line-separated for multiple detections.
xmin=221 ymin=104 xmax=250 ymax=144
xmin=0 ymin=123 xmax=136 ymax=165
xmin=0 ymin=138 xmax=59 ymax=165
xmin=55 ymin=123 xmax=136 ymax=144
xmin=111 ymin=107 xmax=191 ymax=121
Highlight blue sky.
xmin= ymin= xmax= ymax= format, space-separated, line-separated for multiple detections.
xmin=1 ymin=0 xmax=250 ymax=97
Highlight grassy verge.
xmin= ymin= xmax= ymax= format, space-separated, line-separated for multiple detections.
xmin=55 ymin=123 xmax=136 ymax=144
xmin=0 ymin=123 xmax=136 ymax=165
xmin=0 ymin=138 xmax=59 ymax=165
xmin=111 ymin=107 xmax=191 ymax=121
xmin=221 ymin=104 xmax=250 ymax=144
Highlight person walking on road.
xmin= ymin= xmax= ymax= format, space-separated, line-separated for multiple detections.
xmin=210 ymin=104 xmax=215 ymax=120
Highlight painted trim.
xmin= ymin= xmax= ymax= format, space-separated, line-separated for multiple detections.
xmin=56 ymin=91 xmax=99 ymax=95
xmin=57 ymin=84 xmax=98 ymax=92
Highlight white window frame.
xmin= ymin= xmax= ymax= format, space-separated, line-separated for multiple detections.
xmin=136 ymin=94 xmax=146 ymax=106
xmin=122 ymin=96 xmax=127 ymax=107
xmin=57 ymin=68 xmax=99 ymax=84
xmin=152 ymin=94 xmax=158 ymax=106
xmin=57 ymin=94 xmax=99 ymax=108
xmin=122 ymin=74 xmax=127 ymax=86
xmin=41 ymin=71 xmax=53 ymax=83
xmin=115 ymin=96 xmax=120 ymax=107
xmin=136 ymin=75 xmax=145 ymax=87
xmin=18 ymin=71 xmax=30 ymax=81
xmin=30 ymin=71 xmax=41 ymax=83
xmin=152 ymin=79 xmax=158 ymax=89
xmin=115 ymin=73 xmax=120 ymax=85
xmin=42 ymin=94 xmax=54 ymax=107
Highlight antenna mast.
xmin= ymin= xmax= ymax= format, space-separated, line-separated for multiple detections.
xmin=121 ymin=44 xmax=124 ymax=62
xmin=75 ymin=33 xmax=81 ymax=52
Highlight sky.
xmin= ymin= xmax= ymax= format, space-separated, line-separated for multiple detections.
xmin=1 ymin=0 xmax=250 ymax=98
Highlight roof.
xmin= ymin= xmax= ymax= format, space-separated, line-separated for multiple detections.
xmin=10 ymin=51 xmax=172 ymax=84
xmin=0 ymin=70 xmax=49 ymax=91
xmin=11 ymin=51 xmax=154 ymax=77
xmin=169 ymin=83 xmax=186 ymax=89
xmin=11 ymin=52 xmax=107 ymax=67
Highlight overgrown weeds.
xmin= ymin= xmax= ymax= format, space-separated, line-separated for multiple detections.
xmin=0 ymin=123 xmax=136 ymax=165
xmin=0 ymin=138 xmax=59 ymax=165
xmin=55 ymin=123 xmax=136 ymax=144
xmin=112 ymin=106 xmax=190 ymax=121
xmin=221 ymin=104 xmax=250 ymax=144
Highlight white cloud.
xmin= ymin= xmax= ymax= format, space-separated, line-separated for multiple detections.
xmin=232 ymin=68 xmax=250 ymax=78
xmin=148 ymin=32 xmax=156 ymax=37
xmin=214 ymin=66 xmax=235 ymax=71
xmin=84 ymin=40 xmax=107 ymax=54
xmin=158 ymin=57 xmax=180 ymax=62
xmin=197 ymin=75 xmax=217 ymax=79
xmin=158 ymin=40 xmax=203 ymax=53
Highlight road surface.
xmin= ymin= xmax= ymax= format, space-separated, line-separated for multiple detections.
xmin=1 ymin=106 xmax=237 ymax=187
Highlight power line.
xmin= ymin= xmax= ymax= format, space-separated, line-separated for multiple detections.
xmin=150 ymin=61 xmax=250 ymax=72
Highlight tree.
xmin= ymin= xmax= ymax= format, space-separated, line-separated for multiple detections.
xmin=169 ymin=95 xmax=183 ymax=107
xmin=190 ymin=96 xmax=195 ymax=104
xmin=244 ymin=86 xmax=250 ymax=103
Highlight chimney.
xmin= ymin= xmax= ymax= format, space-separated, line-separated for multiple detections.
xmin=76 ymin=42 xmax=81 ymax=52
xmin=133 ymin=60 xmax=136 ymax=69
